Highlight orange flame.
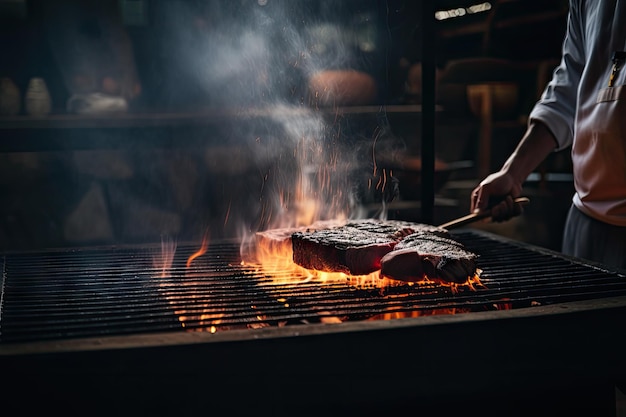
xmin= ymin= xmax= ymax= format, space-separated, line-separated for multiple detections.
xmin=244 ymin=227 xmax=483 ymax=290
xmin=186 ymin=230 xmax=209 ymax=268
xmin=178 ymin=230 xmax=227 ymax=332
xmin=153 ymin=235 xmax=177 ymax=278
xmin=151 ymin=231 xmax=228 ymax=333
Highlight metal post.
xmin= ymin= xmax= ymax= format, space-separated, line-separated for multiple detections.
xmin=419 ymin=0 xmax=436 ymax=224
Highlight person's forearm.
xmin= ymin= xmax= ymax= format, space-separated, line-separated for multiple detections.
xmin=501 ymin=120 xmax=559 ymax=184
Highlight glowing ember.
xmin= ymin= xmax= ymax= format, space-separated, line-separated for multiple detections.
xmin=493 ymin=298 xmax=513 ymax=310
xmin=368 ymin=307 xmax=472 ymax=321
xmin=173 ymin=284 xmax=225 ymax=332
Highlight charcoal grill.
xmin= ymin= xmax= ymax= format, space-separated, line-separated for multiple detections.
xmin=1 ymin=229 xmax=626 ymax=416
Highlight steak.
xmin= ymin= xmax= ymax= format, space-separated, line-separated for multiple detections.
xmin=380 ymin=231 xmax=477 ymax=284
xmin=291 ymin=219 xmax=450 ymax=275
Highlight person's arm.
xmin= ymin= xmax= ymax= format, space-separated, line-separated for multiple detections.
xmin=500 ymin=122 xmax=559 ymax=187
xmin=471 ymin=121 xmax=558 ymax=215
xmin=470 ymin=0 xmax=584 ymax=220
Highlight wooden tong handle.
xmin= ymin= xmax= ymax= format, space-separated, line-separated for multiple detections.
xmin=439 ymin=197 xmax=530 ymax=229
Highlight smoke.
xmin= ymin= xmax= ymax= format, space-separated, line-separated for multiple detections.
xmin=155 ymin=0 xmax=406 ymax=237
xmin=161 ymin=0 xmax=386 ymax=106
xmin=5 ymin=0 xmax=419 ymax=252
xmin=162 ymin=0 xmax=299 ymax=107
xmin=52 ymin=0 xmax=408 ymax=245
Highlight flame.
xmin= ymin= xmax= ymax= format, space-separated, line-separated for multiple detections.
xmin=176 ymin=233 xmax=227 ymax=332
xmin=151 ymin=232 xmax=228 ymax=333
xmin=243 ymin=222 xmax=403 ymax=288
xmin=152 ymin=235 xmax=177 ymax=278
xmin=243 ymin=227 xmax=483 ymax=290
xmin=173 ymin=276 xmax=225 ymax=332
xmin=186 ymin=230 xmax=210 ymax=268
xmin=417 ymin=271 xmax=485 ymax=294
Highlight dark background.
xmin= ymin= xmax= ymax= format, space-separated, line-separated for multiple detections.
xmin=0 ymin=0 xmax=572 ymax=252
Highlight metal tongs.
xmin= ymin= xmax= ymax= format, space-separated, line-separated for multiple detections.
xmin=439 ymin=197 xmax=530 ymax=230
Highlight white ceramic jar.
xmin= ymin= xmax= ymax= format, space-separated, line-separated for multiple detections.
xmin=24 ymin=77 xmax=52 ymax=116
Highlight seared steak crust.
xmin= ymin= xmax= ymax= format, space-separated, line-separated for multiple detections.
xmin=343 ymin=219 xmax=449 ymax=239
xmin=380 ymin=232 xmax=477 ymax=283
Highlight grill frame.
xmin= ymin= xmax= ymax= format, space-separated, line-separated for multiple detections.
xmin=2 ymin=294 xmax=625 ymax=416
xmin=1 ymin=230 xmax=626 ymax=416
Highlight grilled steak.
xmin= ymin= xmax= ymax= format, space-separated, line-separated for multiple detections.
xmin=291 ymin=219 xmax=450 ymax=275
xmin=380 ymin=231 xmax=477 ymax=284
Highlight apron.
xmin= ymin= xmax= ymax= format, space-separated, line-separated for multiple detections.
xmin=569 ymin=0 xmax=626 ymax=226
xmin=563 ymin=0 xmax=626 ymax=267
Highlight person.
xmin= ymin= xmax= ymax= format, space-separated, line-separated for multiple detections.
xmin=470 ymin=0 xmax=626 ymax=270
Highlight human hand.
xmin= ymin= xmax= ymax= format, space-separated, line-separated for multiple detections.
xmin=470 ymin=170 xmax=524 ymax=222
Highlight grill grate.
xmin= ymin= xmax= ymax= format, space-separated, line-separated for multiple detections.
xmin=1 ymin=231 xmax=625 ymax=344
